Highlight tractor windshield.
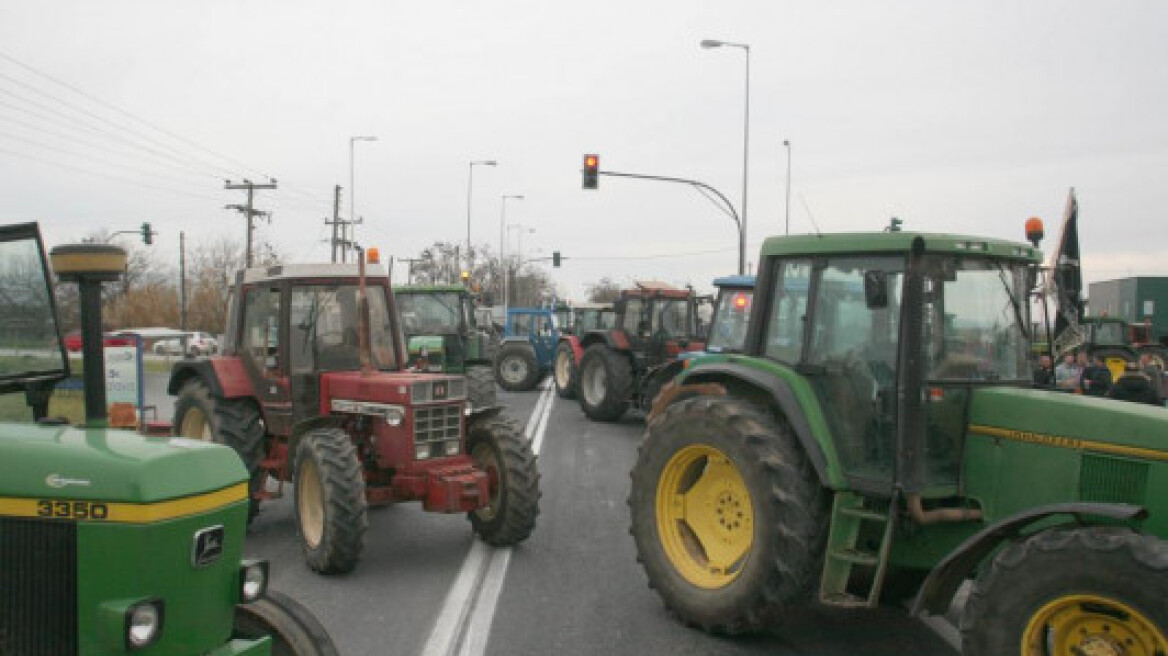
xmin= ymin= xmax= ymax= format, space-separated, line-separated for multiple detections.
xmin=0 ymin=226 xmax=67 ymax=389
xmin=707 ymin=288 xmax=754 ymax=353
xmin=397 ymin=292 xmax=463 ymax=336
xmin=923 ymin=256 xmax=1031 ymax=382
xmin=289 ymin=284 xmax=398 ymax=372
xmin=654 ymin=298 xmax=693 ymax=338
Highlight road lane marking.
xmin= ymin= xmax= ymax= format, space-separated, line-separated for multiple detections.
xmin=421 ymin=380 xmax=555 ymax=656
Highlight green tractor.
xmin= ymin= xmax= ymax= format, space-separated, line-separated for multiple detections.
xmin=394 ymin=283 xmax=497 ymax=409
xmin=631 ymin=227 xmax=1168 ymax=654
xmin=0 ymin=224 xmax=336 ymax=655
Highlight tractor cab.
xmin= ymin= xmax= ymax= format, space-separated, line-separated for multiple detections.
xmin=612 ymin=282 xmax=706 ymax=365
xmin=704 ymin=274 xmax=755 ymax=354
xmin=395 ymin=284 xmax=480 ymax=373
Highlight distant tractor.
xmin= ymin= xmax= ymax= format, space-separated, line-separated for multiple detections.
xmin=630 ymin=226 xmax=1168 ymax=655
xmin=169 ymin=256 xmax=540 ymax=575
xmin=494 ymin=307 xmax=560 ymax=392
xmin=1075 ymin=315 xmax=1168 ymax=381
xmin=394 ymin=283 xmax=497 ymax=409
xmin=562 ymin=282 xmax=706 ymax=420
xmin=0 ymin=223 xmax=336 ymax=655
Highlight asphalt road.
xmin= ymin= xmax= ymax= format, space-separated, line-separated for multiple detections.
xmin=147 ymin=376 xmax=960 ymax=656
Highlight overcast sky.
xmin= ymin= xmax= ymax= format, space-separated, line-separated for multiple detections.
xmin=1 ymin=1 xmax=1165 ymax=301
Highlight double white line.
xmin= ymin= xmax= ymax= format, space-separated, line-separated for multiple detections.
xmin=420 ymin=380 xmax=555 ymax=656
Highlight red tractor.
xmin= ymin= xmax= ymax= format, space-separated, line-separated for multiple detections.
xmin=167 ymin=256 xmax=540 ymax=574
xmin=555 ymin=282 xmax=707 ymax=421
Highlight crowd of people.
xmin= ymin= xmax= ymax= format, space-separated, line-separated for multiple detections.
xmin=1033 ymin=350 xmax=1166 ymax=406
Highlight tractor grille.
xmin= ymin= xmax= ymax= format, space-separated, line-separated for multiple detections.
xmin=0 ymin=518 xmax=77 ymax=656
xmin=413 ymin=404 xmax=463 ymax=459
xmin=1079 ymin=454 xmax=1148 ymax=505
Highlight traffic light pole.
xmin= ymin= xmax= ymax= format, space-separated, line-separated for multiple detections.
xmin=597 ymin=170 xmax=744 ymax=275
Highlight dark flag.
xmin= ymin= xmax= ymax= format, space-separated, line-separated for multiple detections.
xmin=1050 ymin=188 xmax=1083 ymax=337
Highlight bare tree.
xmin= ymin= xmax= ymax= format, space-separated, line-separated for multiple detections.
xmin=586 ymin=277 xmax=623 ymax=303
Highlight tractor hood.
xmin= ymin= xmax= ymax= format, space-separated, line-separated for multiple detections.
xmin=321 ymin=370 xmax=467 ymax=406
xmin=407 ymin=334 xmax=446 ymax=354
xmin=0 ymin=423 xmax=247 ymax=502
xmin=968 ymin=387 xmax=1168 ymax=456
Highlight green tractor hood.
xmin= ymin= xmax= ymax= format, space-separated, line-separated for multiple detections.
xmin=0 ymin=423 xmax=248 ymax=503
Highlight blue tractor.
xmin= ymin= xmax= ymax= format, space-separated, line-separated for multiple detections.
xmin=494 ymin=307 xmax=561 ymax=391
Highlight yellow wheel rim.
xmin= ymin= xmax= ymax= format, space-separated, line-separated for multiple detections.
xmin=655 ymin=444 xmax=753 ymax=589
xmin=1022 ymin=594 xmax=1166 ymax=656
xmin=298 ymin=458 xmax=324 ymax=548
xmin=179 ymin=407 xmax=212 ymax=441
xmin=555 ymin=350 xmax=571 ymax=388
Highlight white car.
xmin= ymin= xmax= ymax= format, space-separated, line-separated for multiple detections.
xmin=153 ymin=332 xmax=218 ymax=356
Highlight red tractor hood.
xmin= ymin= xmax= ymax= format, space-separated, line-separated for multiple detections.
xmin=319 ymin=371 xmax=467 ymax=408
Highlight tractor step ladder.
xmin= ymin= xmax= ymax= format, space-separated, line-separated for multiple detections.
xmin=818 ymin=490 xmax=897 ymax=608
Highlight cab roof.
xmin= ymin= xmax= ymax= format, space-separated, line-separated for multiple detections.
xmin=236 ymin=262 xmax=389 ymax=285
xmin=760 ymin=232 xmax=1041 ymax=263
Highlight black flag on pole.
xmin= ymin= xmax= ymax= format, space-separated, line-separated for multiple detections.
xmin=1050 ymin=188 xmax=1083 ymax=337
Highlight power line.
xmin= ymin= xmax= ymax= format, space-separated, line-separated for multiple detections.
xmin=0 ymin=49 xmax=272 ymax=181
xmin=567 ymin=247 xmax=735 ymax=261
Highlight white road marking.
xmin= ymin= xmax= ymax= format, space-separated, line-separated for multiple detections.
xmin=420 ymin=380 xmax=555 ymax=656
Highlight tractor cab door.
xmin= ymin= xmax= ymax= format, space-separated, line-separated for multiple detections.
xmin=644 ymin=296 xmax=696 ymax=366
xmin=239 ymin=285 xmax=294 ymax=434
xmin=530 ymin=312 xmax=559 ymax=364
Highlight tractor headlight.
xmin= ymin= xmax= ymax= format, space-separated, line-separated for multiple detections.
xmin=384 ymin=406 xmax=405 ymax=426
xmin=444 ymin=441 xmax=460 ymax=456
xmin=125 ymin=599 xmax=164 ymax=651
xmin=239 ymin=559 xmax=269 ymax=603
xmin=416 ymin=444 xmax=431 ymax=460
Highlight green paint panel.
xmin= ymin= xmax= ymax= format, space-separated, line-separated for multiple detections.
xmin=0 ymin=424 xmax=248 ymax=502
xmin=76 ymin=502 xmax=254 ymax=655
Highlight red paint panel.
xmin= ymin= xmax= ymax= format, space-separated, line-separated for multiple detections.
xmin=210 ymin=356 xmax=256 ymax=398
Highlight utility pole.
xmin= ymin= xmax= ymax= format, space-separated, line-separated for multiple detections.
xmin=225 ymin=178 xmax=277 ymax=267
xmin=324 ymin=185 xmax=343 ymax=263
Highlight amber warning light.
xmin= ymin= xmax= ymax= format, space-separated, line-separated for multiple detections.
xmin=366 ymin=247 xmax=381 ymax=264
xmin=1024 ymin=217 xmax=1044 ymax=248
xmin=732 ymin=293 xmax=750 ymax=311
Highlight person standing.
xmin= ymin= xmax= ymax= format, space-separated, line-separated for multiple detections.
xmin=1033 ymin=354 xmax=1056 ymax=388
xmin=1108 ymin=362 xmax=1163 ymax=406
xmin=1054 ymin=352 xmax=1081 ymax=391
xmin=1140 ymin=353 xmax=1166 ymax=399
xmin=1079 ymin=354 xmax=1112 ymax=397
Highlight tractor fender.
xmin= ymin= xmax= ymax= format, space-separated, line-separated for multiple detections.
xmin=559 ymin=335 xmax=584 ymax=362
xmin=910 ymin=502 xmax=1149 ymax=617
xmin=672 ymin=361 xmax=831 ymax=487
xmin=166 ymin=357 xmax=255 ymax=399
xmin=468 ymin=405 xmax=504 ymax=424
xmin=288 ymin=415 xmax=348 ymax=466
xmin=578 ymin=330 xmax=631 ymax=353
xmin=498 ymin=336 xmax=537 ymax=350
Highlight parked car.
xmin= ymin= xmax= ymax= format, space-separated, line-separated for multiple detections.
xmin=153 ymin=331 xmax=218 ymax=356
xmin=63 ymin=330 xmax=136 ymax=352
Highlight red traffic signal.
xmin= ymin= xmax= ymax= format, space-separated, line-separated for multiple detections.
xmin=582 ymin=154 xmax=599 ymax=190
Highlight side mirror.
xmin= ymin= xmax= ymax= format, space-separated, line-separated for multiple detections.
xmin=864 ymin=270 xmax=889 ymax=309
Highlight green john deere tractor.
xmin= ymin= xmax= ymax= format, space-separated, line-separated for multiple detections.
xmin=0 ymin=223 xmax=336 ymax=655
xmin=394 ymin=283 xmax=497 ymax=409
xmin=631 ymin=227 xmax=1168 ymax=654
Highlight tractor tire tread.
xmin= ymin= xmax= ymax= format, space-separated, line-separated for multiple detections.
xmin=467 ymin=414 xmax=541 ymax=546
xmin=579 ymin=344 xmax=633 ymax=422
xmin=295 ymin=428 xmax=367 ymax=575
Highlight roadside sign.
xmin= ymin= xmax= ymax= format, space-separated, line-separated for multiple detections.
xmin=105 ymin=337 xmax=143 ymax=426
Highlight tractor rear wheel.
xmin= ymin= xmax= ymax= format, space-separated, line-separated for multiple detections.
xmin=578 ymin=344 xmax=632 ymax=422
xmin=629 ymin=396 xmax=829 ymax=634
xmin=293 ymin=427 xmax=367 ymax=574
xmin=233 ymin=590 xmax=340 ymax=656
xmin=174 ymin=379 xmax=265 ymax=523
xmin=962 ymin=526 xmax=1168 ymax=656
xmin=495 ymin=342 xmax=541 ymax=391
xmin=467 ymin=414 xmax=540 ymax=546
xmin=467 ymin=364 xmax=497 ymax=409
xmin=553 ymin=342 xmax=578 ymax=399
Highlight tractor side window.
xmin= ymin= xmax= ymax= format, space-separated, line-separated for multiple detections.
xmin=622 ymin=299 xmax=647 ymax=335
xmin=654 ymin=299 xmax=688 ymax=338
xmin=241 ymin=287 xmax=281 ymax=375
xmin=807 ymin=257 xmax=903 ymax=370
xmin=765 ymin=259 xmax=812 ymax=363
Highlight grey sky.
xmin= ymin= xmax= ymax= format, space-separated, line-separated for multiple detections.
xmin=1 ymin=1 xmax=1165 ymax=300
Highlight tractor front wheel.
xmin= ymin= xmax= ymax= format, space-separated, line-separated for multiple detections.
xmin=293 ymin=427 xmax=367 ymax=574
xmin=174 ymin=380 xmax=266 ymax=523
xmin=495 ymin=343 xmax=541 ymax=391
xmin=578 ymin=344 xmax=632 ymax=422
xmin=962 ymin=526 xmax=1168 ymax=656
xmin=467 ymin=414 xmax=540 ymax=546
xmin=467 ymin=364 xmax=497 ymax=409
xmin=553 ymin=342 xmax=578 ymax=399
xmin=233 ymin=590 xmax=340 ymax=656
xmin=629 ymin=396 xmax=829 ymax=634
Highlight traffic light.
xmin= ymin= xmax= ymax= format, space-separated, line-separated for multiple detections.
xmin=582 ymin=154 xmax=599 ymax=190
xmin=140 ymin=222 xmax=153 ymax=245
xmin=552 ymin=251 xmax=561 ymax=267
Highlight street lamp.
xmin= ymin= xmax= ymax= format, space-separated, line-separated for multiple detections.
xmin=466 ymin=159 xmax=498 ymax=275
xmin=783 ymin=139 xmax=791 ymax=236
xmin=499 ymin=194 xmax=525 ymax=311
xmin=349 ymin=135 xmax=377 ymax=262
xmin=700 ymin=38 xmax=751 ymax=275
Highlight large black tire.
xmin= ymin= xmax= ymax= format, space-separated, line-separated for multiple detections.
xmin=467 ymin=364 xmax=497 ymax=409
xmin=466 ymin=414 xmax=540 ymax=546
xmin=233 ymin=590 xmax=340 ymax=656
xmin=962 ymin=526 xmax=1168 ymax=655
xmin=553 ymin=342 xmax=578 ymax=399
xmin=173 ymin=379 xmax=266 ymax=523
xmin=495 ymin=342 xmax=541 ymax=391
xmin=578 ymin=344 xmax=632 ymax=422
xmin=629 ymin=396 xmax=830 ymax=634
xmin=293 ymin=427 xmax=367 ymax=574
